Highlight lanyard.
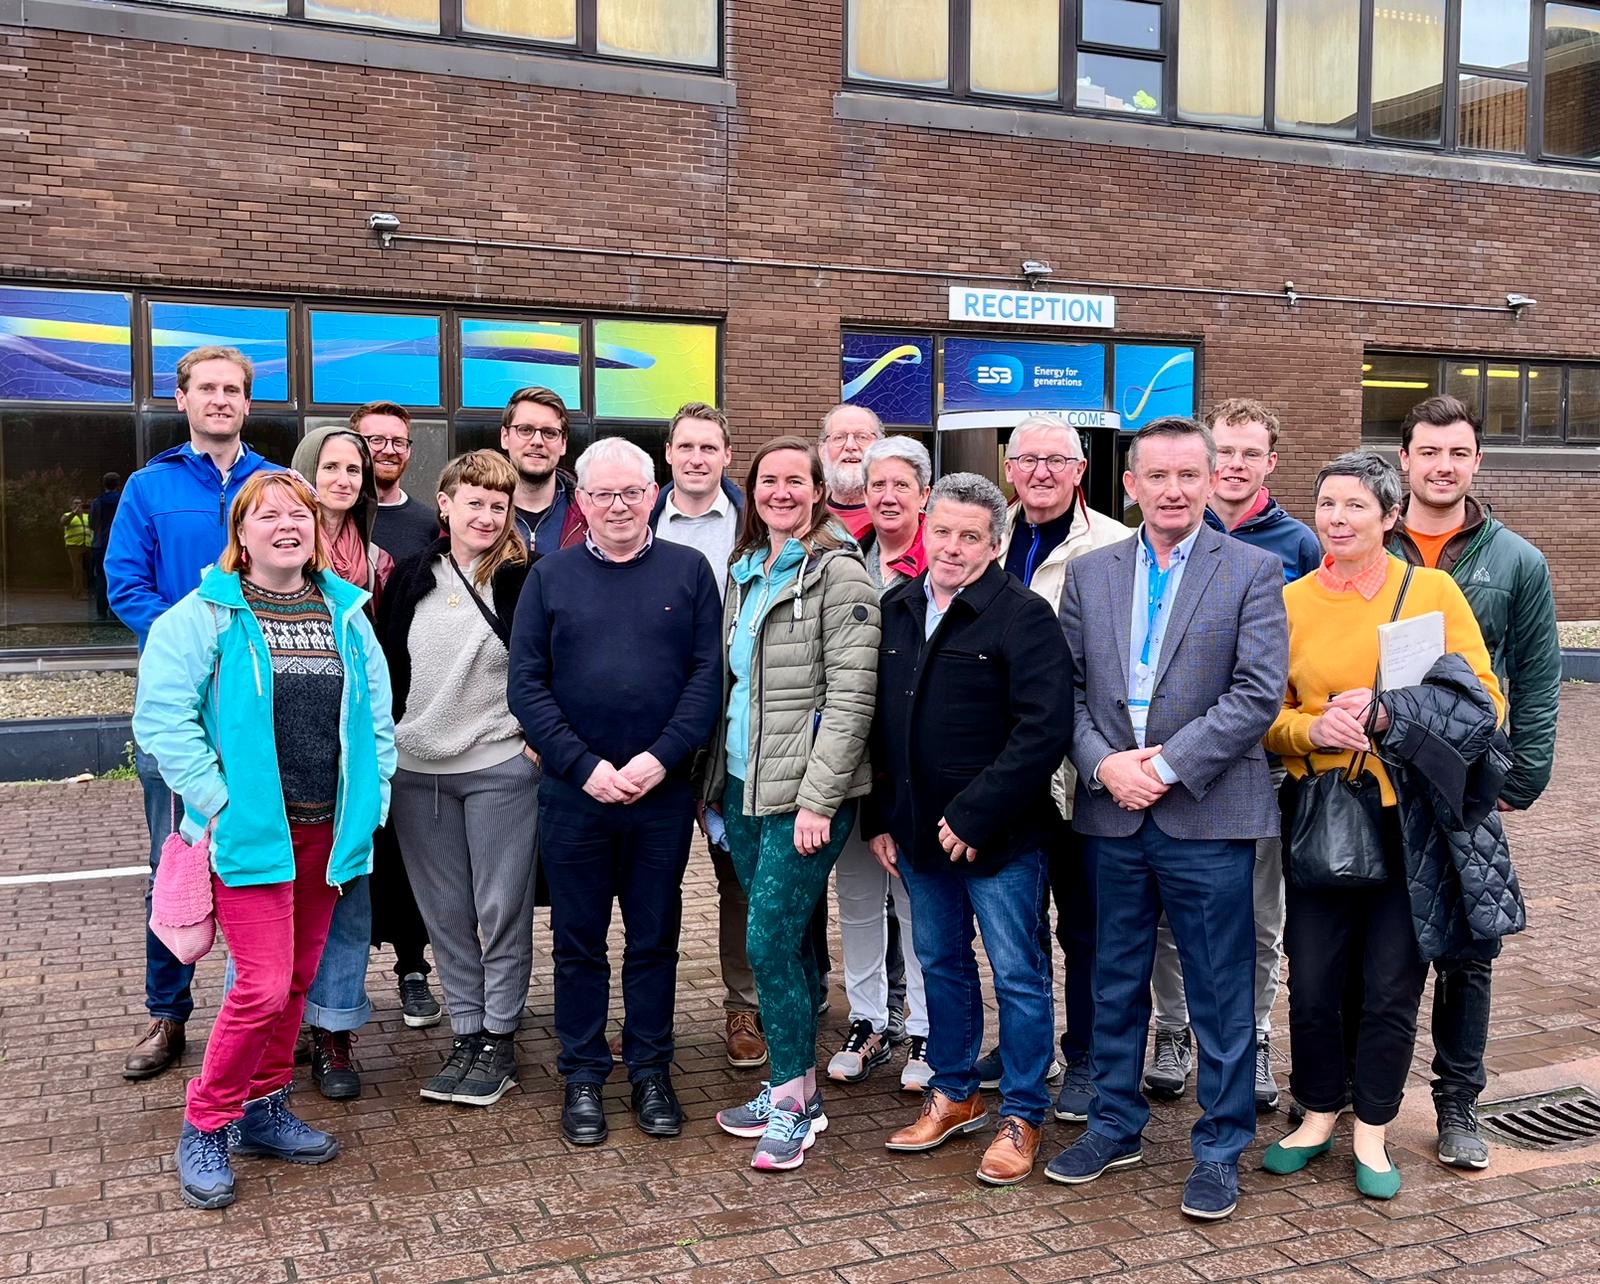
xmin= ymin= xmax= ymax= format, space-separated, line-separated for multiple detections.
xmin=1139 ymin=534 xmax=1176 ymax=670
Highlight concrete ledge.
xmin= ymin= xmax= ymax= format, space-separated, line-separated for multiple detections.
xmin=1563 ymin=649 xmax=1600 ymax=682
xmin=0 ymin=715 xmax=132 ymax=781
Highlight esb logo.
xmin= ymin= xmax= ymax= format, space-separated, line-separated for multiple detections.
xmin=969 ymin=354 xmax=1023 ymax=393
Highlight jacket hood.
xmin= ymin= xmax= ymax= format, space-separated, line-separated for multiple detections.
xmin=198 ymin=563 xmax=371 ymax=620
xmin=292 ymin=425 xmax=380 ymax=548
xmin=1206 ymin=493 xmax=1293 ymax=535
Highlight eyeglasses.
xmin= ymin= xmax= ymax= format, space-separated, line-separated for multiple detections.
xmin=825 ymin=431 xmax=877 ymax=447
xmin=1215 ymin=447 xmax=1271 ymax=463
xmin=509 ymin=424 xmax=565 ymax=443
xmin=362 ymin=435 xmax=411 ymax=453
xmin=1006 ymin=453 xmax=1081 ymax=473
xmin=582 ymin=486 xmax=650 ymax=507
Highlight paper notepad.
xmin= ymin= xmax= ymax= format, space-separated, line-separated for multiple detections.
xmin=1378 ymin=611 xmax=1445 ymax=689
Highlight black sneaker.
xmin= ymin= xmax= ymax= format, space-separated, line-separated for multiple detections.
xmin=453 ymin=1033 xmax=518 ymax=1106
xmin=886 ymin=1006 xmax=908 ymax=1046
xmin=310 ymin=1028 xmax=361 ymax=1101
xmin=399 ymin=973 xmax=442 ymax=1029
xmin=420 ymin=1035 xmax=481 ymax=1102
xmin=1144 ymin=1028 xmax=1192 ymax=1100
xmin=1436 ymin=1093 xmax=1490 ymax=1169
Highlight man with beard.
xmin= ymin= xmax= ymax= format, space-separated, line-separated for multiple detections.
xmin=820 ymin=404 xmax=885 ymax=539
xmin=502 ymin=386 xmax=587 ymax=556
xmin=353 ymin=401 xmax=439 ymax=565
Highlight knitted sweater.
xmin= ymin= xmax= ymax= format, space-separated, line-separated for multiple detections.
xmin=1266 ymin=556 xmax=1505 ymax=806
xmin=394 ymin=557 xmax=523 ymax=774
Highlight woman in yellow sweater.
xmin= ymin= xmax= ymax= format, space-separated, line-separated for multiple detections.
xmin=1262 ymin=451 xmax=1502 ymax=1200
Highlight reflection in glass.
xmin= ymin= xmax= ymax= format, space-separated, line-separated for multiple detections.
xmin=1526 ymin=364 xmax=1563 ymax=437
xmin=1274 ymin=0 xmax=1359 ymax=137
xmin=1081 ymin=0 xmax=1162 ymax=50
xmin=1177 ymin=0 xmax=1265 ymax=127
xmin=1076 ymin=52 xmax=1163 ymax=113
xmin=593 ymin=320 xmax=717 ymax=420
xmin=1361 ymin=355 xmax=1440 ymax=437
xmin=310 ymin=311 xmax=443 ymax=407
xmin=970 ymin=0 xmax=1059 ymax=99
xmin=848 ymin=0 xmax=950 ymax=87
xmin=165 ymin=0 xmax=287 ymax=11
xmin=462 ymin=0 xmax=575 ymax=41
xmin=1445 ymin=360 xmax=1483 ymax=417
xmin=1458 ymin=74 xmax=1528 ymax=151
xmin=1568 ymin=366 xmax=1600 ymax=439
xmin=1483 ymin=364 xmax=1522 ymax=437
xmin=597 ymin=0 xmax=718 ymax=66
xmin=305 ymin=0 xmax=438 ymax=32
xmin=1543 ymin=4 xmax=1600 ymax=160
xmin=1372 ymin=0 xmax=1445 ymax=142
xmin=0 ymin=286 xmax=133 ymax=403
xmin=459 ymin=319 xmax=582 ymax=410
xmin=1460 ymin=0 xmax=1530 ymax=70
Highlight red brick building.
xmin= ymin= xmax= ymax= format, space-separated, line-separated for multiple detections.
xmin=3 ymin=0 xmax=1598 ymax=651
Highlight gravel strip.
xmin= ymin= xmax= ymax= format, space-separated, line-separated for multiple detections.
xmin=0 ymin=673 xmax=136 ymax=721
xmin=1560 ymin=621 xmax=1600 ymax=650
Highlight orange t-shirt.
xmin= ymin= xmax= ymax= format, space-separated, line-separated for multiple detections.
xmin=1408 ymin=525 xmax=1462 ymax=569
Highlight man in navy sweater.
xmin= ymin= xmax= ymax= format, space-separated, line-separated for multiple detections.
xmin=508 ymin=436 xmax=723 ymax=1148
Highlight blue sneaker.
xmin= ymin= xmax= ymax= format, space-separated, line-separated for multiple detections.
xmin=230 ymin=1086 xmax=338 ymax=1164
xmin=750 ymin=1096 xmax=815 ymax=1171
xmin=974 ymin=1046 xmax=1003 ymax=1090
xmin=1044 ymin=1130 xmax=1143 ymax=1185
xmin=716 ymin=1082 xmax=829 ymax=1139
xmin=1180 ymin=1160 xmax=1239 ymax=1220
xmin=175 ymin=1120 xmax=235 ymax=1210
xmin=1053 ymin=1054 xmax=1095 ymax=1123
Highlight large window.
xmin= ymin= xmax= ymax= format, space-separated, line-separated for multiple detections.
xmin=134 ymin=0 xmax=720 ymax=69
xmin=846 ymin=0 xmax=1600 ymax=167
xmin=1363 ymin=350 xmax=1600 ymax=444
xmin=0 ymin=284 xmax=719 ymax=651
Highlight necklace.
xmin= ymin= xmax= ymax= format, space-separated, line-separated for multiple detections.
xmin=446 ymin=592 xmax=461 ymax=608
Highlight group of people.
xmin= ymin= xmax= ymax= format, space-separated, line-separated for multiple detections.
xmin=107 ymin=344 xmax=1559 ymax=1220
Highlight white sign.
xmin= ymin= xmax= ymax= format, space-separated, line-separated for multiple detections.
xmin=938 ymin=409 xmax=1122 ymax=432
xmin=948 ymin=286 xmax=1116 ymax=329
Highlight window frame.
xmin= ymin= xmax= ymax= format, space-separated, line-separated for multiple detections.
xmin=1362 ymin=349 xmax=1600 ymax=445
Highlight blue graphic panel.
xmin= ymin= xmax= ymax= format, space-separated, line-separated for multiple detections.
xmin=460 ymin=318 xmax=582 ymax=410
xmin=942 ymin=338 xmax=1106 ymax=412
xmin=150 ymin=303 xmax=290 ymax=401
xmin=1115 ymin=345 xmax=1196 ymax=428
xmin=310 ymin=311 xmax=442 ymax=406
xmin=0 ymin=286 xmax=132 ymax=402
xmin=840 ymin=333 xmax=933 ymax=426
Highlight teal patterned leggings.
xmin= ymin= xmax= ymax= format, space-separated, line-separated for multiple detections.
xmin=722 ymin=777 xmax=858 ymax=1086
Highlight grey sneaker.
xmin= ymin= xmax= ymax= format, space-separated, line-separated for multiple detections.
xmin=750 ymin=1097 xmax=814 ymax=1171
xmin=1436 ymin=1094 xmax=1490 ymax=1169
xmin=1254 ymin=1036 xmax=1280 ymax=1111
xmin=1144 ymin=1027 xmax=1193 ymax=1099
xmin=716 ymin=1082 xmax=828 ymax=1139
xmin=827 ymin=1018 xmax=892 ymax=1083
xmin=886 ymin=1006 xmax=908 ymax=1045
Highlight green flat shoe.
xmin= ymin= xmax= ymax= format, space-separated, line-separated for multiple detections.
xmin=1261 ymin=1135 xmax=1334 ymax=1175
xmin=1355 ymin=1148 xmax=1402 ymax=1200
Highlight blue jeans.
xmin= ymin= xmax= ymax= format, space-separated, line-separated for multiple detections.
xmin=137 ymin=741 xmax=194 ymax=1023
xmin=900 ymin=848 xmax=1053 ymax=1126
xmin=302 ymin=875 xmax=373 ymax=1032
xmin=1086 ymin=815 xmax=1257 ymax=1163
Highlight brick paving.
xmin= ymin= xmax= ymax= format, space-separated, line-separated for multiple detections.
xmin=2 ymin=686 xmax=1599 ymax=1283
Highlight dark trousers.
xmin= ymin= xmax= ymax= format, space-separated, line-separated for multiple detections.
xmin=1087 ymin=815 xmax=1258 ymax=1163
xmin=808 ymin=898 xmax=832 ymax=991
xmin=1431 ymin=957 xmax=1492 ymax=1101
xmin=1041 ymin=817 xmax=1095 ymax=1062
xmin=1284 ymin=810 xmax=1428 ymax=1127
xmin=369 ymin=818 xmax=431 ymax=978
xmin=539 ymin=784 xmax=694 ymax=1084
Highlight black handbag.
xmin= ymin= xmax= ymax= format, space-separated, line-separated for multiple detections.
xmin=1286 ymin=564 xmax=1413 ymax=890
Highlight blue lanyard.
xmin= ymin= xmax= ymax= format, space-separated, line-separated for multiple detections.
xmin=1139 ymin=535 xmax=1175 ymax=669
xmin=1022 ymin=526 xmax=1041 ymax=586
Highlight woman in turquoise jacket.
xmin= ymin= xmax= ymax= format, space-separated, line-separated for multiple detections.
xmin=133 ymin=470 xmax=396 ymax=1212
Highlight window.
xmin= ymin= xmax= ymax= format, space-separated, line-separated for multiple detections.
xmin=1544 ymin=2 xmax=1600 ymax=159
xmin=1176 ymin=0 xmax=1265 ymax=128
xmin=1077 ymin=0 xmax=1165 ymax=115
xmin=1275 ymin=0 xmax=1359 ymax=137
xmin=306 ymin=0 xmax=439 ymax=33
xmin=1363 ymin=350 xmax=1600 ymax=445
xmin=1372 ymin=0 xmax=1446 ymax=143
xmin=971 ymin=0 xmax=1060 ymax=99
xmin=462 ymin=0 xmax=576 ymax=42
xmin=849 ymin=0 xmax=950 ymax=87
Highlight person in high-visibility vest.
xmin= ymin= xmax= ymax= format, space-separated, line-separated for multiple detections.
xmin=60 ymin=498 xmax=91 ymax=599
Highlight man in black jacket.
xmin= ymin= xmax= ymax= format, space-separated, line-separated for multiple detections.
xmin=867 ymin=472 xmax=1073 ymax=1188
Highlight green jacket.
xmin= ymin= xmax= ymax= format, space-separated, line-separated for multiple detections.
xmin=1390 ymin=496 xmax=1560 ymax=809
xmin=703 ymin=541 xmax=880 ymax=818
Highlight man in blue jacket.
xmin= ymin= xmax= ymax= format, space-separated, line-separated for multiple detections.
xmin=1145 ymin=398 xmax=1320 ymax=1115
xmin=105 ymin=345 xmax=281 ymax=1080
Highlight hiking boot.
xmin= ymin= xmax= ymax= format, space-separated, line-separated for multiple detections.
xmin=420 ymin=1035 xmax=480 ymax=1102
xmin=230 ymin=1085 xmax=338 ymax=1163
xmin=124 ymin=1018 xmax=185 ymax=1080
xmin=310 ymin=1028 xmax=361 ymax=1101
xmin=1436 ymin=1093 xmax=1491 ymax=1170
xmin=1144 ymin=1027 xmax=1193 ymax=1099
xmin=453 ymin=1033 xmax=517 ymax=1106
xmin=1255 ymin=1036 xmax=1280 ymax=1112
xmin=827 ymin=1018 xmax=891 ymax=1083
xmin=398 ymin=973 xmax=442 ymax=1028
xmin=725 ymin=1011 xmax=767 ymax=1068
xmin=175 ymin=1120 xmax=234 ymax=1209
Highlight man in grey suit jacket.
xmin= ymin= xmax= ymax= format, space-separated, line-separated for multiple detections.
xmin=1046 ymin=417 xmax=1288 ymax=1222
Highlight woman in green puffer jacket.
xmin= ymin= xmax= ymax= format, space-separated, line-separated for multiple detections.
xmin=705 ymin=435 xmax=880 ymax=1173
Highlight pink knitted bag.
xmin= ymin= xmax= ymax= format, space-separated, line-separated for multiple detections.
xmin=150 ymin=818 xmax=216 ymax=965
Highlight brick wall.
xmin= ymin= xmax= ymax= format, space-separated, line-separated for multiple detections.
xmin=3 ymin=4 xmax=1599 ymax=614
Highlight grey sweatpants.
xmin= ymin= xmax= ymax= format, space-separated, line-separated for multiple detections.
xmin=391 ymin=754 xmax=540 ymax=1036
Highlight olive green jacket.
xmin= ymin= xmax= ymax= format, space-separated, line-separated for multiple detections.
xmin=703 ymin=543 xmax=880 ymax=818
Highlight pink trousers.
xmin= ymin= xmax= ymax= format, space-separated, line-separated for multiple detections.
xmin=185 ymin=822 xmax=339 ymax=1132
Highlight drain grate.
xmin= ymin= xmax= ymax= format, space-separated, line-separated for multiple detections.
xmin=1479 ymin=1086 xmax=1600 ymax=1150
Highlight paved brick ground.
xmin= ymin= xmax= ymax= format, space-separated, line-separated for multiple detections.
xmin=3 ymin=687 xmax=1599 ymax=1283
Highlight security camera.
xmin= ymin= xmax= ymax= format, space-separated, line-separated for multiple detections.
xmin=1506 ymin=292 xmax=1536 ymax=315
xmin=1021 ymin=260 xmax=1053 ymax=280
xmin=367 ymin=212 xmax=401 ymax=234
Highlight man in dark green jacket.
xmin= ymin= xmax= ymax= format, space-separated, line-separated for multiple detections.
xmin=1391 ymin=394 xmax=1561 ymax=1173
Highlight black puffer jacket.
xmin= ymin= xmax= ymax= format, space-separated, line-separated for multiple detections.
xmin=1379 ymin=652 xmax=1525 ymax=963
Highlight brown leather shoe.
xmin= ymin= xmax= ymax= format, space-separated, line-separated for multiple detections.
xmin=725 ymin=1011 xmax=768 ymax=1069
xmin=886 ymin=1089 xmax=988 ymax=1152
xmin=123 ymin=1018 xmax=185 ymax=1080
xmin=978 ymin=1115 xmax=1041 ymax=1185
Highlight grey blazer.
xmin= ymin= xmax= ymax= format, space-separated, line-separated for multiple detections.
xmin=1060 ymin=522 xmax=1288 ymax=841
